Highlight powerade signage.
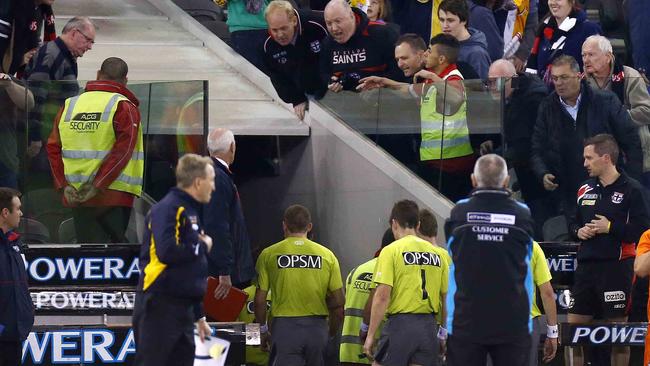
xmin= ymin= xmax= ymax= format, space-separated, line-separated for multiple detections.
xmin=23 ymin=245 xmax=140 ymax=286
xmin=561 ymin=323 xmax=648 ymax=346
xmin=22 ymin=328 xmax=136 ymax=365
xmin=31 ymin=291 xmax=136 ymax=314
xmin=21 ymin=325 xmax=247 ymax=365
xmin=540 ymin=242 xmax=578 ymax=287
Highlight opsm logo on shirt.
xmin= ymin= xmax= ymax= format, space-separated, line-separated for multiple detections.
xmin=402 ymin=252 xmax=441 ymax=266
xmin=276 ymin=254 xmax=322 ymax=269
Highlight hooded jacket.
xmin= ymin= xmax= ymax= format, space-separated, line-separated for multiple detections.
xmin=466 ymin=0 xmax=503 ymax=62
xmin=320 ymin=7 xmax=402 ymax=91
xmin=458 ymin=28 xmax=491 ymax=79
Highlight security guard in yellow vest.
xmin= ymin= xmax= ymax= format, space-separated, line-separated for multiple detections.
xmin=415 ymin=33 xmax=474 ymax=202
xmin=340 ymin=229 xmax=394 ymax=366
xmin=47 ymin=57 xmax=144 ymax=243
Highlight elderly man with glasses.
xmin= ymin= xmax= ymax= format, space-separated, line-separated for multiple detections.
xmin=530 ymin=54 xmax=642 ymax=225
xmin=23 ymin=16 xmax=95 ymax=161
xmin=480 ymin=59 xmax=549 ymax=238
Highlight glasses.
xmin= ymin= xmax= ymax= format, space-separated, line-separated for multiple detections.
xmin=486 ymin=76 xmax=513 ymax=90
xmin=76 ymin=28 xmax=95 ymax=44
xmin=551 ymin=75 xmax=579 ymax=83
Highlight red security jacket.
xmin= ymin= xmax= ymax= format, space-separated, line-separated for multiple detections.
xmin=47 ymin=80 xmax=141 ymax=207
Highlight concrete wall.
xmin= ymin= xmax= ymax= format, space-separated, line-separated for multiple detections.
xmin=240 ymin=103 xmax=454 ymax=275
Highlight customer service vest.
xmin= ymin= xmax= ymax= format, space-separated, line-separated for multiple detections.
xmin=419 ymin=69 xmax=473 ymax=161
xmin=59 ymin=91 xmax=144 ymax=196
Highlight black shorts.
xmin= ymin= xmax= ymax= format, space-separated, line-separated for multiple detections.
xmin=570 ymin=258 xmax=634 ymax=318
xmin=447 ymin=335 xmax=531 ymax=366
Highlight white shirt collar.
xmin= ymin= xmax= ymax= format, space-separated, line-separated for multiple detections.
xmin=215 ymin=157 xmax=229 ymax=169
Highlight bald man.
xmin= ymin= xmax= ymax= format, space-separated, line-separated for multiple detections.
xmin=481 ymin=59 xmax=549 ymax=238
xmin=204 ymin=128 xmax=255 ymax=293
xmin=320 ymin=0 xmax=402 ymax=92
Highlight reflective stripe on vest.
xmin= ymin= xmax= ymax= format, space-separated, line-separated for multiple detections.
xmin=340 ymin=259 xmax=377 ymax=364
xmin=59 ymin=90 xmax=144 ymax=196
xmin=420 ymin=69 xmax=473 ymax=161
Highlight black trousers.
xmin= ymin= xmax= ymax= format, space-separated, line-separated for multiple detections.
xmin=132 ymin=291 xmax=196 ymax=366
xmin=447 ymin=335 xmax=531 ymax=366
xmin=0 ymin=341 xmax=21 ymax=366
xmin=72 ymin=206 xmax=131 ymax=243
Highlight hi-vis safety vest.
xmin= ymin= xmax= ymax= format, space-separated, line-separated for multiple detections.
xmin=59 ymin=91 xmax=144 ymax=196
xmin=419 ymin=69 xmax=473 ymax=161
xmin=340 ymin=258 xmax=380 ymax=364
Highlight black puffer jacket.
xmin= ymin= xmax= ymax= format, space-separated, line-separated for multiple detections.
xmin=530 ymin=81 xmax=642 ymax=210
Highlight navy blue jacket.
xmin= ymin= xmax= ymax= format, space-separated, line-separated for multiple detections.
xmin=204 ymin=158 xmax=255 ymax=286
xmin=263 ymin=9 xmax=328 ymax=106
xmin=467 ymin=0 xmax=503 ymax=62
xmin=445 ymin=188 xmax=534 ymax=343
xmin=138 ymin=188 xmax=208 ymax=305
xmin=527 ymin=9 xmax=601 ymax=78
xmin=0 ymin=230 xmax=34 ymax=341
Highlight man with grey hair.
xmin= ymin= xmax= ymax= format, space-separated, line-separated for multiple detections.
xmin=24 ymin=16 xmax=95 ymax=168
xmin=531 ymin=55 xmax=643 ymax=224
xmin=582 ymin=35 xmax=650 ymax=188
xmin=444 ymin=153 xmax=536 ymax=366
xmin=203 ymin=128 xmax=255 ymax=296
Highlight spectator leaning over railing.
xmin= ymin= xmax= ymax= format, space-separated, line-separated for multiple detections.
xmin=262 ymin=0 xmax=328 ymax=120
xmin=566 ymin=134 xmax=650 ymax=366
xmin=530 ymin=55 xmax=643 ymax=221
xmin=437 ymin=0 xmax=491 ymax=79
xmin=525 ymin=0 xmax=600 ymax=83
xmin=320 ymin=0 xmax=402 ymax=93
xmin=582 ymin=35 xmax=650 ymax=189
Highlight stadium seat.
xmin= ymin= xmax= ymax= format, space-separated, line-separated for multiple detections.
xmin=22 ymin=188 xmax=72 ymax=242
xmin=542 ymin=215 xmax=571 ymax=242
xmin=18 ymin=217 xmax=51 ymax=244
xmin=58 ymin=218 xmax=77 ymax=244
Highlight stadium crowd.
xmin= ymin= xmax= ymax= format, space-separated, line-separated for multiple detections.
xmin=1 ymin=0 xmax=650 ymax=365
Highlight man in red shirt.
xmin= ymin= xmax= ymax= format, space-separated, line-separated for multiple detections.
xmin=46 ymin=57 xmax=143 ymax=243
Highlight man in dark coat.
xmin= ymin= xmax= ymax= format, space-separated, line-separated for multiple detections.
xmin=482 ymin=59 xmax=550 ymax=237
xmin=0 ymin=188 xmax=34 ymax=366
xmin=204 ymin=128 xmax=255 ymax=297
xmin=531 ymin=55 xmax=642 ymax=219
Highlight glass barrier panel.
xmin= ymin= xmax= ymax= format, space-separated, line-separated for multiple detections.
xmin=318 ymin=87 xmax=381 ymax=138
xmin=14 ymin=80 xmax=208 ymax=244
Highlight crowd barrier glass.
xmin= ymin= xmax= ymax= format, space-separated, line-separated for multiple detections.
xmin=319 ymin=77 xmax=505 ymax=202
xmin=0 ymin=79 xmax=208 ymax=244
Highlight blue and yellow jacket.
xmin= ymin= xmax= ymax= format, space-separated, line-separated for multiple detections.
xmin=137 ymin=187 xmax=209 ymax=307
